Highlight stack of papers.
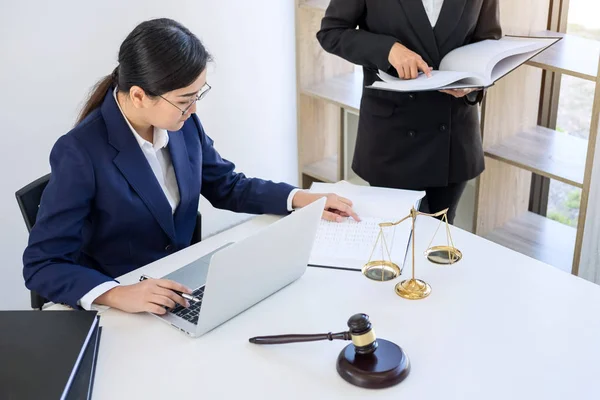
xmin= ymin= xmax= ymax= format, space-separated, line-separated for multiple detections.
xmin=308 ymin=181 xmax=425 ymax=270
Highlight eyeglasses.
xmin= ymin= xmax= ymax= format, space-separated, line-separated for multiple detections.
xmin=158 ymin=83 xmax=211 ymax=115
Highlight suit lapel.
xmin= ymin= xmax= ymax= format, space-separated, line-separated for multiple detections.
xmin=101 ymin=89 xmax=177 ymax=242
xmin=433 ymin=0 xmax=468 ymax=49
xmin=397 ymin=0 xmax=440 ymax=65
xmin=167 ymin=130 xmax=192 ymax=222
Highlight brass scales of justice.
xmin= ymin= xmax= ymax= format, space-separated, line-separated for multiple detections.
xmin=361 ymin=206 xmax=462 ymax=300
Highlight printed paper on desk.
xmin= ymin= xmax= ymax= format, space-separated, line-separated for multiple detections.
xmin=310 ymin=181 xmax=424 ymax=218
xmin=308 ymin=181 xmax=425 ymax=270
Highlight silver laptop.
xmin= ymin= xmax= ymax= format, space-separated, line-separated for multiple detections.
xmin=152 ymin=197 xmax=326 ymax=338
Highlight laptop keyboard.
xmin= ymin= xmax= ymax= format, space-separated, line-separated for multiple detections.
xmin=169 ymin=286 xmax=205 ymax=325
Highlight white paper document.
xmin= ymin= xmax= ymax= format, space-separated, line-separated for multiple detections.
xmin=308 ymin=181 xmax=425 ymax=270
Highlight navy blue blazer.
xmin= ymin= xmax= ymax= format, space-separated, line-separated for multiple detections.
xmin=23 ymin=88 xmax=295 ymax=308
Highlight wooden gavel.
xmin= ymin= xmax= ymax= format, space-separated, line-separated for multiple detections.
xmin=249 ymin=313 xmax=378 ymax=355
xmin=249 ymin=313 xmax=410 ymax=389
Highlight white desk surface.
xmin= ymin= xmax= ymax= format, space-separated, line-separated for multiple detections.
xmin=49 ymin=215 xmax=600 ymax=399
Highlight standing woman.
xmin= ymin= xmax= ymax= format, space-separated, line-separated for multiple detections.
xmin=23 ymin=18 xmax=358 ymax=313
xmin=317 ymin=0 xmax=501 ymax=223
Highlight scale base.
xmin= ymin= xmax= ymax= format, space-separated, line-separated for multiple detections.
xmin=336 ymin=339 xmax=410 ymax=389
xmin=395 ymin=278 xmax=431 ymax=300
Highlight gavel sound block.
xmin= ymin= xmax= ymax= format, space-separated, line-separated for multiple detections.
xmin=249 ymin=314 xmax=410 ymax=389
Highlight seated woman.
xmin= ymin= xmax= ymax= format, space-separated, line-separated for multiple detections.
xmin=23 ymin=18 xmax=358 ymax=314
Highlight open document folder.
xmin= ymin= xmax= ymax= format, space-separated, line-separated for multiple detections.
xmin=308 ymin=181 xmax=425 ymax=270
xmin=368 ymin=35 xmax=561 ymax=92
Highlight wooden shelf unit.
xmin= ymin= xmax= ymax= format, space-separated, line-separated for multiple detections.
xmin=527 ymin=31 xmax=600 ymax=81
xmin=303 ymin=155 xmax=338 ymax=183
xmin=484 ymin=211 xmax=576 ymax=274
xmin=474 ymin=7 xmax=600 ymax=277
xmin=301 ymin=71 xmax=362 ymax=113
xmin=483 ymin=125 xmax=587 ymax=188
xmin=295 ymin=0 xmax=353 ymax=188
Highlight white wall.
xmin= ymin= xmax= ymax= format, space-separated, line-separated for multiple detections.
xmin=0 ymin=0 xmax=298 ymax=310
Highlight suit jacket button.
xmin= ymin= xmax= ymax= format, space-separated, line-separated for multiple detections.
xmin=409 ymin=93 xmax=416 ymax=100
xmin=408 ymin=130 xmax=416 ymax=137
xmin=439 ymin=124 xmax=448 ymax=132
xmin=165 ymin=244 xmax=174 ymax=252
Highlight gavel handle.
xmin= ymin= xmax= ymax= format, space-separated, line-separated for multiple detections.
xmin=249 ymin=331 xmax=351 ymax=344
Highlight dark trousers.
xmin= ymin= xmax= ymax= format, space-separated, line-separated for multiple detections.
xmin=417 ymin=181 xmax=467 ymax=224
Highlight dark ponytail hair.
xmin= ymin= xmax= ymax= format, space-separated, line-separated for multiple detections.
xmin=77 ymin=18 xmax=212 ymax=124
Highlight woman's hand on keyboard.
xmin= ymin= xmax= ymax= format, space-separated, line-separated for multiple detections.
xmin=291 ymin=191 xmax=361 ymax=223
xmin=95 ymin=278 xmax=192 ymax=314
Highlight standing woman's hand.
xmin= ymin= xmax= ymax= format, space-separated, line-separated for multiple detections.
xmin=388 ymin=43 xmax=433 ymax=79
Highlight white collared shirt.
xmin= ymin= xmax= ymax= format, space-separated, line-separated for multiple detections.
xmin=422 ymin=0 xmax=444 ymax=27
xmin=115 ymin=89 xmax=181 ymax=214
xmin=78 ymin=89 xmax=299 ymax=310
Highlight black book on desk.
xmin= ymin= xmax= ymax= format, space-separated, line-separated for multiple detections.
xmin=66 ymin=325 xmax=102 ymax=400
xmin=0 ymin=310 xmax=100 ymax=400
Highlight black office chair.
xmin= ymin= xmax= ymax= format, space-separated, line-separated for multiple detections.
xmin=16 ymin=173 xmax=202 ymax=310
xmin=191 ymin=212 xmax=202 ymax=245
xmin=15 ymin=174 xmax=51 ymax=309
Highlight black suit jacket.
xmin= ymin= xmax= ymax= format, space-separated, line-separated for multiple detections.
xmin=317 ymin=0 xmax=502 ymax=189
